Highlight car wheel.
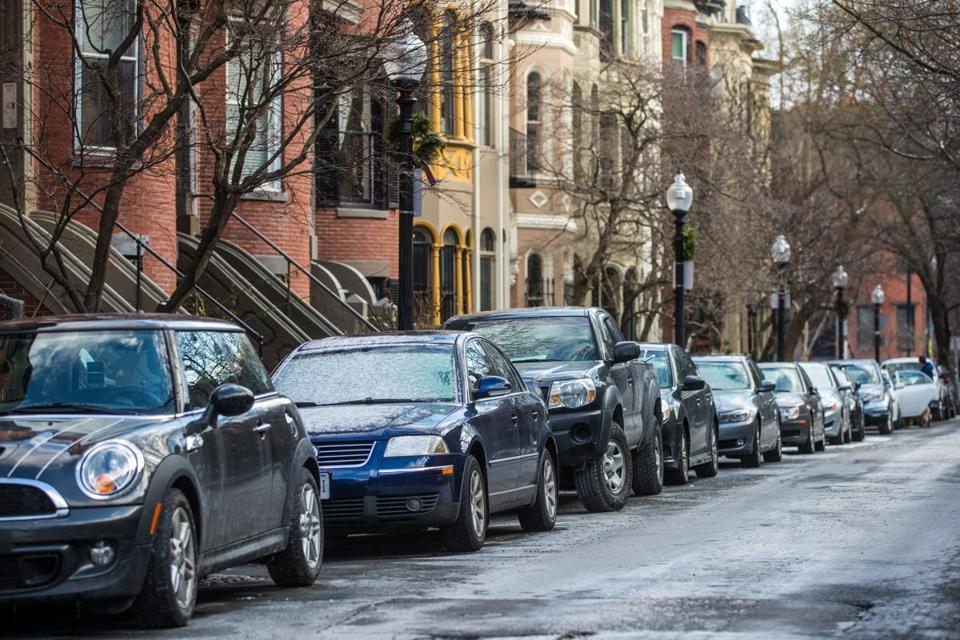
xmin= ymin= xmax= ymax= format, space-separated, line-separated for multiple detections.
xmin=267 ymin=468 xmax=324 ymax=587
xmin=853 ymin=419 xmax=865 ymax=442
xmin=741 ymin=422 xmax=764 ymax=468
xmin=763 ymin=431 xmax=783 ymax=463
xmin=518 ymin=450 xmax=558 ymax=532
xmin=665 ymin=426 xmax=689 ymax=486
xmin=632 ymin=426 xmax=665 ymax=496
xmin=799 ymin=423 xmax=815 ymax=454
xmin=693 ymin=424 xmax=720 ymax=478
xmin=879 ymin=411 xmax=894 ymax=435
xmin=442 ymin=455 xmax=487 ymax=551
xmin=574 ymin=423 xmax=633 ymax=511
xmin=129 ymin=489 xmax=197 ymax=628
xmin=815 ymin=434 xmax=826 ymax=451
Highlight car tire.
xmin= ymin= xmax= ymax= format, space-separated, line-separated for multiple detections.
xmin=575 ymin=423 xmax=633 ymax=511
xmin=693 ymin=424 xmax=720 ymax=478
xmin=815 ymin=434 xmax=826 ymax=451
xmin=129 ymin=489 xmax=197 ymax=628
xmin=741 ymin=422 xmax=764 ymax=468
xmin=763 ymin=431 xmax=783 ymax=463
xmin=799 ymin=424 xmax=815 ymax=454
xmin=665 ymin=426 xmax=689 ymax=486
xmin=853 ymin=419 xmax=865 ymax=442
xmin=879 ymin=411 xmax=894 ymax=435
xmin=267 ymin=468 xmax=324 ymax=587
xmin=442 ymin=455 xmax=487 ymax=552
xmin=518 ymin=450 xmax=558 ymax=532
xmin=632 ymin=426 xmax=664 ymax=496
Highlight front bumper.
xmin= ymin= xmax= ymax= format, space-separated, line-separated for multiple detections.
xmin=718 ymin=419 xmax=756 ymax=456
xmin=546 ymin=407 xmax=608 ymax=469
xmin=863 ymin=402 xmax=890 ymax=426
xmin=779 ymin=418 xmax=812 ymax=446
xmin=823 ymin=409 xmax=842 ymax=437
xmin=0 ymin=504 xmax=149 ymax=604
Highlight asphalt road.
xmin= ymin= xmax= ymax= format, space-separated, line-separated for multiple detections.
xmin=6 ymin=420 xmax=960 ymax=639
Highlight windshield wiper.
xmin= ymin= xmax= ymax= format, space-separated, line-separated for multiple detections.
xmin=304 ymin=398 xmax=447 ymax=406
xmin=8 ymin=402 xmax=127 ymax=415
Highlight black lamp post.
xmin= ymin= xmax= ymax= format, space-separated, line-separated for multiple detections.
xmin=832 ymin=265 xmax=848 ymax=359
xmin=665 ymin=170 xmax=693 ymax=347
xmin=384 ymin=24 xmax=428 ymax=330
xmin=771 ymin=235 xmax=791 ymax=362
xmin=872 ymin=284 xmax=885 ymax=363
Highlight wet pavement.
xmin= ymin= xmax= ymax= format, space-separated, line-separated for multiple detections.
xmin=5 ymin=420 xmax=960 ymax=639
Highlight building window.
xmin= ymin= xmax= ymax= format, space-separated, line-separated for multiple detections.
xmin=440 ymin=228 xmax=459 ymax=321
xmin=478 ymin=23 xmax=495 ymax=147
xmin=413 ymin=227 xmax=433 ymax=318
xmin=620 ymin=0 xmax=630 ymax=56
xmin=526 ymin=253 xmax=544 ymax=307
xmin=642 ymin=6 xmax=649 ymax=34
xmin=671 ymin=28 xmax=689 ymax=66
xmin=226 ymin=22 xmax=282 ymax=190
xmin=696 ymin=41 xmax=708 ymax=66
xmin=526 ymin=72 xmax=542 ymax=174
xmin=333 ymin=87 xmax=384 ymax=206
xmin=857 ymin=305 xmax=886 ymax=349
xmin=599 ymin=0 xmax=614 ymax=57
xmin=74 ymin=0 xmax=139 ymax=152
xmin=440 ymin=12 xmax=457 ymax=137
xmin=480 ymin=228 xmax=496 ymax=311
xmin=572 ymin=82 xmax=583 ymax=183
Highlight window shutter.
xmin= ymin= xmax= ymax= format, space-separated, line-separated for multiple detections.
xmin=315 ymin=88 xmax=340 ymax=205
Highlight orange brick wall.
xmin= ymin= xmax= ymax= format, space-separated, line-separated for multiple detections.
xmin=315 ymin=208 xmax=399 ymax=279
xmin=662 ymin=7 xmax=710 ymax=66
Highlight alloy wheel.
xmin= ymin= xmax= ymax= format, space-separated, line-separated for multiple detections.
xmin=543 ymin=456 xmax=557 ymax=520
xmin=469 ymin=468 xmax=486 ymax=537
xmin=168 ymin=506 xmax=196 ymax=610
xmin=298 ymin=483 xmax=323 ymax=569
xmin=679 ymin=430 xmax=688 ymax=479
xmin=656 ymin=431 xmax=664 ymax=485
xmin=603 ymin=441 xmax=626 ymax=493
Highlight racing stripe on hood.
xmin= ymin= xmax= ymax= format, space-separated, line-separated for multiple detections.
xmin=6 ymin=418 xmax=95 ymax=478
xmin=34 ymin=418 xmax=127 ymax=480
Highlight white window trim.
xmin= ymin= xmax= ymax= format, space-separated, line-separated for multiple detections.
xmin=671 ymin=28 xmax=689 ymax=67
xmin=225 ymin=18 xmax=283 ymax=193
xmin=73 ymin=0 xmax=139 ymax=156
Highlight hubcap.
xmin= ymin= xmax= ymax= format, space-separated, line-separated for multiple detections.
xmin=543 ymin=457 xmax=557 ymax=520
xmin=711 ymin=429 xmax=718 ymax=464
xmin=603 ymin=441 xmax=626 ymax=493
xmin=298 ymin=483 xmax=322 ymax=569
xmin=168 ymin=506 xmax=196 ymax=610
xmin=469 ymin=469 xmax=486 ymax=537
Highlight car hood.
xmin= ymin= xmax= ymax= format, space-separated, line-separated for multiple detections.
xmin=297 ymin=403 xmax=461 ymax=439
xmin=775 ymin=392 xmax=806 ymax=408
xmin=712 ymin=390 xmax=755 ymax=413
xmin=0 ymin=415 xmax=169 ymax=481
xmin=514 ymin=361 xmax=603 ymax=383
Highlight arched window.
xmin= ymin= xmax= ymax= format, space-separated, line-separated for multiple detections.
xmin=526 ymin=253 xmax=544 ymax=307
xmin=671 ymin=28 xmax=690 ymax=66
xmin=440 ymin=12 xmax=457 ymax=136
xmin=479 ymin=22 xmax=495 ymax=147
xmin=461 ymin=231 xmax=472 ymax=314
xmin=412 ymin=228 xmax=433 ymax=299
xmin=696 ymin=41 xmax=708 ymax=67
xmin=480 ymin=228 xmax=496 ymax=311
xmin=526 ymin=72 xmax=542 ymax=173
xmin=440 ymin=228 xmax=459 ymax=320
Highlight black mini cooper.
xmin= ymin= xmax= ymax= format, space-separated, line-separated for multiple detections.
xmin=0 ymin=315 xmax=322 ymax=627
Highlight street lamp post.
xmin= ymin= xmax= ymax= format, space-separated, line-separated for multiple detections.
xmin=832 ymin=265 xmax=849 ymax=359
xmin=384 ymin=24 xmax=428 ymax=330
xmin=872 ymin=284 xmax=885 ymax=363
xmin=665 ymin=170 xmax=693 ymax=347
xmin=771 ymin=235 xmax=791 ymax=362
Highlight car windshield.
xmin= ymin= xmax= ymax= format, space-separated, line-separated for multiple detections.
xmin=450 ymin=317 xmax=600 ymax=363
xmin=641 ymin=349 xmax=673 ymax=388
xmin=837 ymin=363 xmax=881 ymax=385
xmin=273 ymin=345 xmax=456 ymax=406
xmin=696 ymin=361 xmax=751 ymax=391
xmin=0 ymin=330 xmax=174 ymax=415
xmin=896 ymin=370 xmax=932 ymax=386
xmin=885 ymin=361 xmax=922 ymax=374
xmin=800 ymin=363 xmax=835 ymax=390
xmin=761 ymin=366 xmax=803 ymax=393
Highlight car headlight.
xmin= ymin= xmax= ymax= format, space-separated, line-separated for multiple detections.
xmin=719 ymin=408 xmax=755 ymax=423
xmin=76 ymin=440 xmax=144 ymax=500
xmin=825 ymin=399 xmax=840 ymax=412
xmin=384 ymin=435 xmax=448 ymax=457
xmin=548 ymin=378 xmax=597 ymax=409
xmin=781 ymin=405 xmax=801 ymax=420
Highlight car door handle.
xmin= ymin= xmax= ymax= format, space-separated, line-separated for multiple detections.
xmin=511 ymin=413 xmax=520 ymax=425
xmin=253 ymin=421 xmax=272 ymax=435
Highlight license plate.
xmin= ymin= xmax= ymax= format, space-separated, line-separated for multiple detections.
xmin=319 ymin=472 xmax=331 ymax=500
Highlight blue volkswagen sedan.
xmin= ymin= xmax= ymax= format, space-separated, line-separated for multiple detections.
xmin=272 ymin=332 xmax=558 ymax=551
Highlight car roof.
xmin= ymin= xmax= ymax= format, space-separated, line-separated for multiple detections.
xmin=829 ymin=359 xmax=877 ymax=366
xmin=882 ymin=357 xmax=922 ymax=364
xmin=294 ymin=331 xmax=464 ymax=353
xmin=0 ymin=313 xmax=242 ymax=334
xmin=637 ymin=343 xmax=669 ymax=352
xmin=446 ymin=307 xmax=594 ymax=324
xmin=758 ymin=362 xmax=798 ymax=368
xmin=692 ymin=354 xmax=749 ymax=362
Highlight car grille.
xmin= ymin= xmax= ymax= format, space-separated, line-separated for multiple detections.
xmin=376 ymin=494 xmax=440 ymax=521
xmin=314 ymin=441 xmax=375 ymax=467
xmin=0 ymin=483 xmax=56 ymax=518
xmin=0 ymin=553 xmax=61 ymax=591
xmin=322 ymin=498 xmax=365 ymax=523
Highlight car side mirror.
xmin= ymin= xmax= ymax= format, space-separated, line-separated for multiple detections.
xmin=838 ymin=382 xmax=852 ymax=392
xmin=474 ymin=375 xmax=512 ymax=400
xmin=612 ymin=341 xmax=641 ymax=364
xmin=853 ymin=382 xmax=862 ymax=392
xmin=759 ymin=380 xmax=777 ymax=393
xmin=682 ymin=375 xmax=706 ymax=391
xmin=210 ymin=383 xmax=255 ymax=418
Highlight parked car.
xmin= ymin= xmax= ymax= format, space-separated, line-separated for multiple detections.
xmin=798 ymin=362 xmax=851 ymax=444
xmin=443 ymin=308 xmax=662 ymax=512
xmin=759 ymin=362 xmax=827 ymax=453
xmin=692 ymin=355 xmax=782 ymax=467
xmin=830 ymin=366 xmax=866 ymax=441
xmin=830 ymin=359 xmax=899 ymax=434
xmin=890 ymin=369 xmax=939 ymax=428
xmin=272 ymin=332 xmax=558 ymax=551
xmin=638 ymin=343 xmax=719 ymax=484
xmin=0 ymin=315 xmax=322 ymax=627
xmin=883 ymin=357 xmax=948 ymax=421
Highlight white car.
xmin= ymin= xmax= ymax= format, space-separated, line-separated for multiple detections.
xmin=883 ymin=357 xmax=947 ymax=420
xmin=891 ymin=370 xmax=939 ymax=428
